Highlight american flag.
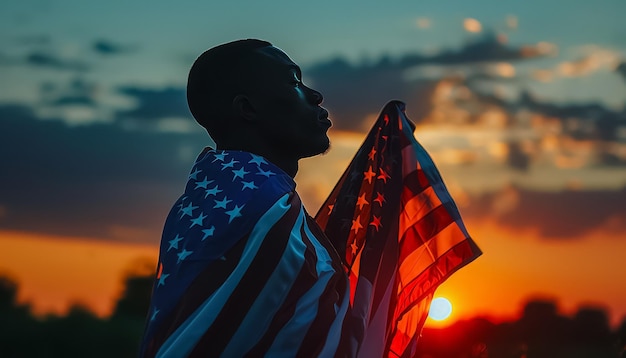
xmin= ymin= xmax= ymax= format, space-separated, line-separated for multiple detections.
xmin=140 ymin=148 xmax=351 ymax=357
xmin=315 ymin=100 xmax=482 ymax=358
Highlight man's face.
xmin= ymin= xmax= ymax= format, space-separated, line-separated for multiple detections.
xmin=245 ymin=46 xmax=331 ymax=159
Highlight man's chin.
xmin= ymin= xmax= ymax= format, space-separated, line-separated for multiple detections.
xmin=319 ymin=140 xmax=331 ymax=156
xmin=299 ymin=139 xmax=331 ymax=159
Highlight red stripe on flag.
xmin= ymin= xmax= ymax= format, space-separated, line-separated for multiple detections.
xmin=398 ymin=205 xmax=454 ymax=264
xmin=402 ymin=169 xmax=430 ymax=195
xmin=394 ymin=239 xmax=477 ymax=320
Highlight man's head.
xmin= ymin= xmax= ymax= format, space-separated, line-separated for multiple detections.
xmin=187 ymin=39 xmax=331 ymax=169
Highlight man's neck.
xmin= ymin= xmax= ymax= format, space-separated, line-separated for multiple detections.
xmin=266 ymin=157 xmax=298 ymax=178
xmin=216 ymin=144 xmax=299 ymax=178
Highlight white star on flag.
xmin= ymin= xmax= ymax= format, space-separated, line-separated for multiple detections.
xmin=201 ymin=226 xmax=215 ymax=240
xmin=177 ymin=248 xmax=193 ymax=263
xmin=214 ymin=197 xmax=232 ymax=209
xmin=232 ymin=167 xmax=249 ymax=181
xmin=204 ymin=185 xmax=222 ymax=198
xmin=241 ymin=180 xmax=258 ymax=190
xmin=225 ymin=204 xmax=244 ymax=223
xmin=212 ymin=152 xmax=227 ymax=162
xmin=180 ymin=202 xmax=198 ymax=218
xmin=189 ymin=212 xmax=207 ymax=228
xmin=157 ymin=273 xmax=170 ymax=287
xmin=221 ymin=158 xmax=238 ymax=170
xmin=167 ymin=234 xmax=184 ymax=251
xmin=257 ymin=168 xmax=275 ymax=177
xmin=195 ymin=176 xmax=213 ymax=189
xmin=248 ymin=154 xmax=267 ymax=166
xmin=188 ymin=168 xmax=202 ymax=180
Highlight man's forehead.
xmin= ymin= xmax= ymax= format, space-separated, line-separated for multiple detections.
xmin=254 ymin=46 xmax=301 ymax=73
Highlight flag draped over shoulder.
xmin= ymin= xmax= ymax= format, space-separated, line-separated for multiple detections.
xmin=315 ymin=100 xmax=482 ymax=358
xmin=140 ymin=149 xmax=350 ymax=358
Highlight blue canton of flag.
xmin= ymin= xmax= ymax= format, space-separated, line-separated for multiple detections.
xmin=140 ymin=148 xmax=298 ymax=356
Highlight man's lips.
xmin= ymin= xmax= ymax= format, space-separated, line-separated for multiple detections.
xmin=318 ymin=109 xmax=332 ymax=127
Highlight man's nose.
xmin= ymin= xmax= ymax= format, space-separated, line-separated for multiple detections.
xmin=309 ymin=88 xmax=323 ymax=105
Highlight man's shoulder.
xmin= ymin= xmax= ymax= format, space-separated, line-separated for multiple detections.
xmin=186 ymin=149 xmax=295 ymax=200
xmin=160 ymin=149 xmax=296 ymax=264
xmin=174 ymin=148 xmax=296 ymax=235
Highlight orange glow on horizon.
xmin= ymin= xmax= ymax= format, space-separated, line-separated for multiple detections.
xmin=1 ymin=215 xmax=625 ymax=329
xmin=430 ymin=219 xmax=626 ymax=328
xmin=0 ymin=231 xmax=158 ymax=317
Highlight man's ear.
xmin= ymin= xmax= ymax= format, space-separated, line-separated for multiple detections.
xmin=232 ymin=95 xmax=257 ymax=122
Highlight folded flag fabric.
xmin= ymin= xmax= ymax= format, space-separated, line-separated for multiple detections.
xmin=315 ymin=100 xmax=482 ymax=358
xmin=140 ymin=149 xmax=350 ymax=357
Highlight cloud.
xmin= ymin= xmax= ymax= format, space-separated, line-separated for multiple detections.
xmin=49 ymin=95 xmax=95 ymax=107
xmin=24 ymin=51 xmax=88 ymax=71
xmin=0 ymin=52 xmax=12 ymax=65
xmin=434 ymin=71 xmax=626 ymax=167
xmin=14 ymin=35 xmax=51 ymax=45
xmin=116 ymin=86 xmax=190 ymax=120
xmin=443 ymin=86 xmax=626 ymax=168
xmin=304 ymin=38 xmax=624 ymax=173
xmin=92 ymin=39 xmax=135 ymax=55
xmin=3 ymin=34 xmax=88 ymax=71
xmin=0 ymin=103 xmax=209 ymax=242
xmin=41 ymin=78 xmax=98 ymax=107
xmin=307 ymin=59 xmax=438 ymax=131
xmin=519 ymin=92 xmax=626 ymax=143
xmin=505 ymin=15 xmax=518 ymax=30
xmin=415 ymin=17 xmax=432 ymax=29
xmin=506 ymin=141 xmax=531 ymax=171
xmin=617 ymin=62 xmax=626 ymax=81
xmin=0 ymin=81 xmax=623 ymax=244
xmin=557 ymin=48 xmax=622 ymax=78
xmin=531 ymin=46 xmax=623 ymax=81
xmin=386 ymin=74 xmax=625 ymax=171
xmin=34 ymin=78 xmax=116 ymax=126
xmin=463 ymin=18 xmax=482 ymax=33
xmin=396 ymin=33 xmax=550 ymax=67
xmin=112 ymin=86 xmax=204 ymax=133
xmin=465 ymin=185 xmax=626 ymax=239
xmin=3 ymin=99 xmax=622 ymax=242
xmin=2 ymin=33 xmax=623 ymax=246
xmin=306 ymin=33 xmax=551 ymax=131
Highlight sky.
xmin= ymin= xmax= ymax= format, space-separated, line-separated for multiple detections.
xmin=0 ymin=0 xmax=625 ymax=327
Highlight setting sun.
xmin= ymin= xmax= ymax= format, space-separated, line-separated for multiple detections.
xmin=429 ymin=297 xmax=453 ymax=321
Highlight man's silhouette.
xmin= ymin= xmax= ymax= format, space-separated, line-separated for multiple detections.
xmin=140 ymin=39 xmax=350 ymax=357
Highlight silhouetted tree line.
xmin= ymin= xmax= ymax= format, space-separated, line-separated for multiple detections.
xmin=1 ymin=272 xmax=626 ymax=357
xmin=416 ymin=300 xmax=626 ymax=358
xmin=0 ymin=274 xmax=152 ymax=357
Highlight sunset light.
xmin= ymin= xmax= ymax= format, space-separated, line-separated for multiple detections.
xmin=1 ymin=0 xmax=626 ymax=356
xmin=428 ymin=297 xmax=453 ymax=321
